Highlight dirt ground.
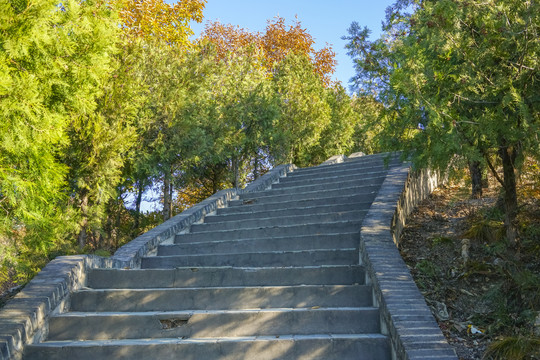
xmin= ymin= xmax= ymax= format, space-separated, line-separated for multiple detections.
xmin=399 ymin=182 xmax=539 ymax=360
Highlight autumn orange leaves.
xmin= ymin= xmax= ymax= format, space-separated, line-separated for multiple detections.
xmin=113 ymin=0 xmax=335 ymax=85
xmin=201 ymin=16 xmax=336 ymax=85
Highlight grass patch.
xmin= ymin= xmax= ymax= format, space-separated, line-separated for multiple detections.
xmin=484 ymin=336 xmax=540 ymax=360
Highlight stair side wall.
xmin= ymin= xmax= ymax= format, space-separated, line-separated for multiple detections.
xmin=360 ymin=165 xmax=457 ymax=360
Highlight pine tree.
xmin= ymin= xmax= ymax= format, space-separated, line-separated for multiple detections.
xmin=271 ymin=53 xmax=331 ymax=166
xmin=0 ymin=0 xmax=122 ymax=276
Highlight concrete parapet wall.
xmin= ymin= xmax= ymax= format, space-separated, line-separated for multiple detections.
xmin=319 ymin=154 xmax=347 ymax=166
xmin=360 ymin=165 xmax=457 ymax=359
xmin=392 ymin=168 xmax=443 ymax=247
xmin=0 ymin=164 xmax=296 ymax=359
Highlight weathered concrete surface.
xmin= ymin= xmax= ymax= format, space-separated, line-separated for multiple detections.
xmin=24 ymin=334 xmax=392 ymax=360
xmin=47 ymin=308 xmax=381 ymax=340
xmin=157 ymin=233 xmax=359 ymax=255
xmin=141 ymin=248 xmax=359 ymax=268
xmin=69 ymin=285 xmax=373 ymax=312
xmin=87 ymin=265 xmax=366 ymax=289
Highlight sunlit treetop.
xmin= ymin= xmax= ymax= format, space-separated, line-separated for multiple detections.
xmin=115 ymin=0 xmax=207 ymax=47
xmin=201 ymin=21 xmax=262 ymax=60
xmin=201 ymin=16 xmax=337 ymax=86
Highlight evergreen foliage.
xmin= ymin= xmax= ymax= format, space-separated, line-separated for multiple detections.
xmin=1 ymin=2 xmax=368 ymax=289
xmin=1 ymin=0 xmax=121 ymax=278
xmin=344 ymin=0 xmax=540 ymax=245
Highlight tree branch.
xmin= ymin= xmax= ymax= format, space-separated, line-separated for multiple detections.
xmin=483 ymin=152 xmax=505 ymax=187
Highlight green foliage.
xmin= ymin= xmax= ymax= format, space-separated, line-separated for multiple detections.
xmin=464 ymin=220 xmax=505 ymax=244
xmin=309 ymin=83 xmax=359 ymax=164
xmin=350 ymin=95 xmax=386 ymax=155
xmin=475 ymin=264 xmax=540 ymax=335
xmin=345 ymin=0 xmax=540 ymax=246
xmin=271 ymin=52 xmax=331 ymax=167
xmin=484 ymin=336 xmax=540 ymax=360
xmin=1 ymin=0 xmax=122 ymax=279
xmin=430 ymin=236 xmax=453 ymax=247
xmin=415 ymin=259 xmax=440 ymax=279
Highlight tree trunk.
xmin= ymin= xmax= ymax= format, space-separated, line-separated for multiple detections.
xmin=134 ymin=180 xmax=143 ymax=232
xmin=232 ymin=157 xmax=239 ymax=189
xmin=113 ymin=199 xmax=123 ymax=248
xmin=469 ymin=161 xmax=483 ymax=199
xmin=253 ymin=156 xmax=259 ymax=180
xmin=78 ymin=193 xmax=89 ymax=250
xmin=163 ymin=176 xmax=172 ymax=221
xmin=499 ymin=145 xmax=519 ymax=248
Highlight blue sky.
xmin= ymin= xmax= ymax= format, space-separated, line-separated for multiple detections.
xmin=189 ymin=0 xmax=396 ymax=87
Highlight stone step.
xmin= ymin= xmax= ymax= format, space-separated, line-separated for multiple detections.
xmin=237 ymin=184 xmax=381 ymax=203
xmin=24 ymin=334 xmax=392 ymax=360
xmin=299 ymin=152 xmax=400 ymax=168
xmin=175 ymin=221 xmax=362 ymax=243
xmin=69 ymin=285 xmax=372 ymax=312
xmin=86 ymin=265 xmax=366 ymax=289
xmin=158 ymin=233 xmax=358 ymax=256
xmin=218 ymin=196 xmax=374 ymax=214
xmin=229 ymin=186 xmax=379 ymax=207
xmin=209 ymin=202 xmax=371 ymax=222
xmin=281 ymin=166 xmax=394 ymax=185
xmin=238 ymin=175 xmax=386 ymax=198
xmin=289 ymin=159 xmax=401 ymax=177
xmin=344 ymin=152 xmax=401 ymax=164
xmin=190 ymin=210 xmax=366 ymax=233
xmin=47 ymin=307 xmax=381 ymax=341
xmin=142 ymin=249 xmax=358 ymax=269
xmin=273 ymin=170 xmax=389 ymax=188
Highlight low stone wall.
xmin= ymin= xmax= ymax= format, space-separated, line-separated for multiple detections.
xmin=360 ymin=165 xmax=457 ymax=359
xmin=0 ymin=164 xmax=296 ymax=360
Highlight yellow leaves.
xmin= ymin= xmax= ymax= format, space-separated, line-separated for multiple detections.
xmin=114 ymin=0 xmax=206 ymax=47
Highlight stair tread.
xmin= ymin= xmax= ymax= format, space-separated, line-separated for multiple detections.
xmin=76 ymin=283 xmax=368 ymax=292
xmin=31 ymin=333 xmax=389 ymax=346
xmin=152 ymin=248 xmax=357 ymax=256
xmin=203 ymin=209 xmax=366 ymax=223
xmin=238 ymin=184 xmax=381 ymax=199
xmin=165 ymin=232 xmax=358 ymax=245
xmin=54 ymin=307 xmax=379 ymax=317
xmin=181 ymin=219 xmax=362 ymax=234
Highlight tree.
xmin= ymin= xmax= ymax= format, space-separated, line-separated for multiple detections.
xmin=0 ymin=0 xmax=122 ymax=275
xmin=115 ymin=0 xmax=206 ymax=47
xmin=346 ymin=0 xmax=540 ymax=246
xmin=207 ymin=46 xmax=278 ymax=188
xmin=201 ymin=16 xmax=337 ymax=85
xmin=62 ymin=36 xmax=143 ymax=250
xmin=350 ymin=95 xmax=386 ymax=155
xmin=271 ymin=52 xmax=331 ymax=166
xmin=261 ymin=16 xmax=336 ymax=85
xmin=110 ymin=0 xmax=209 ymax=222
xmin=169 ymin=43 xmax=279 ymax=204
xmin=310 ymin=83 xmax=360 ymax=163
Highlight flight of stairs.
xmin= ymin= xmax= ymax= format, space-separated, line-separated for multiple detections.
xmin=24 ymin=154 xmax=402 ymax=359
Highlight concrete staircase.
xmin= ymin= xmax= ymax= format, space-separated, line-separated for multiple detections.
xmin=24 ymin=154 xmax=402 ymax=359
